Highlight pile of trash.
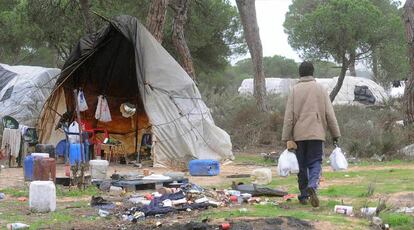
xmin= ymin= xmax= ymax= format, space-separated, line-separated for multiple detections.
xmin=121 ymin=182 xmax=287 ymax=222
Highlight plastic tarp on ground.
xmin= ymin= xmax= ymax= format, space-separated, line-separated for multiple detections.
xmin=238 ymin=77 xmax=388 ymax=105
xmin=0 ymin=63 xmax=60 ymax=127
xmin=38 ymin=15 xmax=233 ymax=167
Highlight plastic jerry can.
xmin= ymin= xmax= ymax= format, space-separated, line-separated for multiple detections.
xmin=188 ymin=159 xmax=220 ymax=176
xmin=29 ymin=181 xmax=56 ymax=212
xmin=24 ymin=155 xmax=35 ymax=181
xmin=89 ymin=160 xmax=109 ymax=180
xmin=33 ymin=157 xmax=56 ymax=182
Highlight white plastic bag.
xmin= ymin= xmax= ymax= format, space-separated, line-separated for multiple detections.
xmin=68 ymin=121 xmax=80 ymax=144
xmin=329 ymin=147 xmax=348 ymax=171
xmin=277 ymin=149 xmax=299 ymax=177
xmin=95 ymin=95 xmax=112 ymax=122
xmin=77 ymin=90 xmax=88 ymax=112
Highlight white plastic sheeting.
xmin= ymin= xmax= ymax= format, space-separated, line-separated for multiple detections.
xmin=0 ymin=63 xmax=60 ymax=126
xmin=389 ymin=81 xmax=405 ymax=98
xmin=238 ymin=77 xmax=388 ymax=105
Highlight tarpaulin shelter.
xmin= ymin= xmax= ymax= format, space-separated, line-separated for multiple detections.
xmin=0 ymin=63 xmax=60 ymax=127
xmin=38 ymin=15 xmax=233 ymax=167
xmin=239 ymin=77 xmax=388 ymax=105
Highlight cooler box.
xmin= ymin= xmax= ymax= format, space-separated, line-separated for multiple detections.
xmin=188 ymin=159 xmax=220 ymax=176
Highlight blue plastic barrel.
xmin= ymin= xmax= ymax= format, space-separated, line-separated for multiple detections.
xmin=24 ymin=155 xmax=35 ymax=181
xmin=188 ymin=159 xmax=220 ymax=176
xmin=69 ymin=144 xmax=85 ymax=165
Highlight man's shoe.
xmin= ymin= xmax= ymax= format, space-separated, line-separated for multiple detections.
xmin=299 ymin=198 xmax=308 ymax=205
xmin=306 ymin=187 xmax=319 ymax=207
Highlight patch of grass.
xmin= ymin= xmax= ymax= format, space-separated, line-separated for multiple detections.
xmin=380 ymin=213 xmax=414 ymax=230
xmin=234 ymin=154 xmax=275 ymax=166
xmin=0 ymin=187 xmax=29 ymax=197
xmin=56 ymin=185 xmax=100 ymax=197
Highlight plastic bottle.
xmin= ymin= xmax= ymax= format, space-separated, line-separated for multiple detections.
xmin=6 ymin=223 xmax=29 ymax=229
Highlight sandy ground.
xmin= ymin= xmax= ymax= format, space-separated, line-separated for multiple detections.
xmin=0 ymin=162 xmax=263 ymax=189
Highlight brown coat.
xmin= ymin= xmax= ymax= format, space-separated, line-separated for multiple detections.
xmin=281 ymin=76 xmax=341 ymax=142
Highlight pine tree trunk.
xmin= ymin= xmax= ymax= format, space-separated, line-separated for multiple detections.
xmin=236 ymin=0 xmax=267 ymax=112
xmin=348 ymin=51 xmax=356 ymax=76
xmin=146 ymin=0 xmax=169 ymax=43
xmin=403 ymin=0 xmax=414 ymax=123
xmin=79 ymin=0 xmax=94 ymax=34
xmin=172 ymin=0 xmax=196 ymax=80
xmin=330 ymin=55 xmax=348 ymax=102
xmin=372 ymin=49 xmax=379 ymax=81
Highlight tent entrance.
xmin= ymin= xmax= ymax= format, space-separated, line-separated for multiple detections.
xmin=62 ymin=27 xmax=151 ymax=160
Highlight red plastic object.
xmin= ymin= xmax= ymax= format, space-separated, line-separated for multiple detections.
xmin=145 ymin=194 xmax=154 ymax=200
xmin=221 ymin=222 xmax=230 ymax=230
xmin=81 ymin=120 xmax=109 ymax=157
xmin=230 ymin=195 xmax=238 ymax=202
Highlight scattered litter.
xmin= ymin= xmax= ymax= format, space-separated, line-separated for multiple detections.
xmin=98 ymin=209 xmax=110 ymax=217
xmin=231 ymin=182 xmax=287 ymax=197
xmin=226 ymin=174 xmax=251 ymax=178
xmin=6 ymin=223 xmax=29 ymax=229
xmin=360 ymin=207 xmax=377 ymax=216
xmin=334 ymin=205 xmax=353 ymax=215
xmin=239 ymin=208 xmax=248 ymax=213
xmin=370 ymin=154 xmax=384 ymax=162
xmin=0 ymin=192 xmax=5 ymax=200
xmin=129 ymin=197 xmax=151 ymax=206
xmin=143 ymin=174 xmax=171 ymax=180
xmin=372 ymin=216 xmax=383 ymax=226
xmin=99 ymin=181 xmax=111 ymax=192
xmin=396 ymin=206 xmax=414 ymax=213
xmin=221 ymin=222 xmax=231 ymax=230
xmin=17 ymin=197 xmax=27 ymax=202
xmin=156 ymin=221 xmax=162 ymax=227
xmin=283 ymin=194 xmax=297 ymax=201
xmin=344 ymin=174 xmax=350 ymax=177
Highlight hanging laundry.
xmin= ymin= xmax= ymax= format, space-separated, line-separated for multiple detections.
xmin=95 ymin=95 xmax=112 ymax=122
xmin=77 ymin=90 xmax=88 ymax=112
xmin=1 ymin=128 xmax=21 ymax=157
xmin=68 ymin=121 xmax=80 ymax=144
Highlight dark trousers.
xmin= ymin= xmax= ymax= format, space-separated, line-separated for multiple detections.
xmin=295 ymin=140 xmax=323 ymax=201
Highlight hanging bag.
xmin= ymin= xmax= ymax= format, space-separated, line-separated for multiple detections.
xmin=95 ymin=95 xmax=112 ymax=122
xmin=77 ymin=90 xmax=88 ymax=112
xmin=329 ymin=145 xmax=348 ymax=171
xmin=277 ymin=149 xmax=299 ymax=177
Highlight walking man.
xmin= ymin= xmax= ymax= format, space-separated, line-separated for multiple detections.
xmin=281 ymin=61 xmax=341 ymax=207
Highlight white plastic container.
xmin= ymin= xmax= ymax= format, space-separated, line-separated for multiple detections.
xmin=89 ymin=160 xmax=109 ymax=180
xmin=334 ymin=205 xmax=353 ymax=215
xmin=29 ymin=181 xmax=56 ymax=212
xmin=251 ymin=168 xmax=272 ymax=185
xmin=31 ymin=153 xmax=49 ymax=158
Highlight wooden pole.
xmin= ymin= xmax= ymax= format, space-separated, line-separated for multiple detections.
xmin=73 ymin=89 xmax=84 ymax=162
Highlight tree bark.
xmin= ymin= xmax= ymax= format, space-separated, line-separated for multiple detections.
xmin=348 ymin=51 xmax=356 ymax=76
xmin=403 ymin=0 xmax=414 ymax=123
xmin=372 ymin=49 xmax=379 ymax=81
xmin=236 ymin=0 xmax=267 ymax=112
xmin=146 ymin=0 xmax=169 ymax=43
xmin=79 ymin=0 xmax=95 ymax=34
xmin=330 ymin=54 xmax=348 ymax=102
xmin=171 ymin=0 xmax=196 ymax=80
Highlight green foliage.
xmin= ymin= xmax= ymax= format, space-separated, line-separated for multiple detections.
xmin=0 ymin=0 xmax=246 ymax=72
xmin=285 ymin=0 xmax=384 ymax=62
xmin=232 ymin=55 xmax=298 ymax=78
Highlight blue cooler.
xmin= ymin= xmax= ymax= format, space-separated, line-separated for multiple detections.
xmin=188 ymin=159 xmax=220 ymax=176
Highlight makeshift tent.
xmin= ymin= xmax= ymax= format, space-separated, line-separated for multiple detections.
xmin=238 ymin=77 xmax=388 ymax=105
xmin=38 ymin=15 xmax=233 ymax=167
xmin=0 ymin=63 xmax=60 ymax=127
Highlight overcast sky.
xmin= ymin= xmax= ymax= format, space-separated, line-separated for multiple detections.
xmin=229 ymin=0 xmax=407 ymax=63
